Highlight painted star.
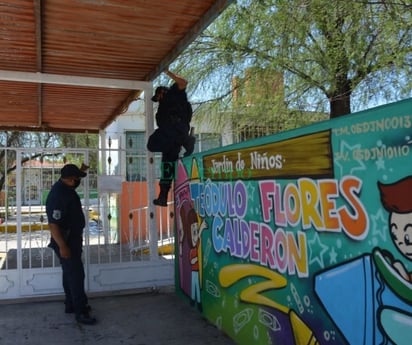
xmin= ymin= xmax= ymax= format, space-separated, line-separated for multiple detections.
xmin=329 ymin=246 xmax=338 ymax=265
xmin=371 ymin=208 xmax=387 ymax=242
xmin=375 ymin=157 xmax=385 ymax=170
xmin=334 ymin=140 xmax=367 ymax=176
xmin=308 ymin=232 xmax=329 ymax=269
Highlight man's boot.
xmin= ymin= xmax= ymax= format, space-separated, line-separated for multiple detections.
xmin=153 ymin=184 xmax=170 ymax=207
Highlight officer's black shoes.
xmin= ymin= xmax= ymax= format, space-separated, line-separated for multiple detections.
xmin=76 ymin=312 xmax=97 ymax=325
xmin=183 ymin=135 xmax=196 ymax=157
xmin=153 ymin=197 xmax=167 ymax=207
xmin=65 ymin=304 xmax=92 ymax=314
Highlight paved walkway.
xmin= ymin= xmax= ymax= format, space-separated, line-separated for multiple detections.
xmin=0 ymin=292 xmax=236 ymax=345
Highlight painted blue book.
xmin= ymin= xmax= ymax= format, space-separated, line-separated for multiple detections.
xmin=315 ymin=251 xmax=412 ymax=345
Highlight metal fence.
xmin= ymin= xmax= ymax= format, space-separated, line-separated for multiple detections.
xmin=0 ymin=146 xmax=174 ymax=300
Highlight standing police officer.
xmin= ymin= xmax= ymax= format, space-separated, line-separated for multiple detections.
xmin=46 ymin=163 xmax=96 ymax=325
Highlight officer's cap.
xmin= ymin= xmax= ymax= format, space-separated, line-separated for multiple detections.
xmin=61 ymin=164 xmax=87 ymax=178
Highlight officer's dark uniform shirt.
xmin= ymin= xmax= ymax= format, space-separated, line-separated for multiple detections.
xmin=46 ymin=179 xmax=86 ymax=255
xmin=156 ymin=83 xmax=189 ymax=135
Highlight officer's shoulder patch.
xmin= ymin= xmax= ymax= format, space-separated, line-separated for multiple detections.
xmin=52 ymin=210 xmax=62 ymax=220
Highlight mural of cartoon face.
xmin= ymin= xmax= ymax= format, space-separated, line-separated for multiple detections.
xmin=190 ymin=222 xmax=199 ymax=247
xmin=378 ymin=177 xmax=412 ymax=264
xmin=390 ymin=212 xmax=412 ymax=260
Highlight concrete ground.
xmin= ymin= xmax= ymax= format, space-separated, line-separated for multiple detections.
xmin=0 ymin=291 xmax=236 ymax=345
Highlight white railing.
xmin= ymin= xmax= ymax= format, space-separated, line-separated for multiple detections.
xmin=0 ymin=146 xmax=175 ymax=300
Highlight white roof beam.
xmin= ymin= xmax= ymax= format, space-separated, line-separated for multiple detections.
xmin=0 ymin=70 xmax=150 ymax=90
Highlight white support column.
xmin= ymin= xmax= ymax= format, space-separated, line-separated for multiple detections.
xmin=82 ymin=149 xmax=91 ymax=291
xmin=144 ymin=84 xmax=159 ymax=260
xmin=99 ymin=131 xmax=110 ymax=245
xmin=15 ymin=150 xmax=23 ymax=275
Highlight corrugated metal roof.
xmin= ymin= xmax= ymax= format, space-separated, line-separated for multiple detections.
xmin=0 ymin=0 xmax=232 ymax=133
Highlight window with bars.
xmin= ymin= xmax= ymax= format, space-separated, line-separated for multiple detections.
xmin=125 ymin=131 xmax=222 ymax=182
xmin=125 ymin=131 xmax=162 ymax=181
xmin=125 ymin=131 xmax=147 ymax=181
xmin=234 ymin=124 xmax=278 ymax=143
xmin=194 ymin=133 xmax=222 ymax=152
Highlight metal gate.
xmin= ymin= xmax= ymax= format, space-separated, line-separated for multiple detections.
xmin=0 ymin=147 xmax=174 ymax=300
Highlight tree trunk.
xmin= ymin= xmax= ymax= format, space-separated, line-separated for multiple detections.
xmin=329 ymin=87 xmax=351 ymax=119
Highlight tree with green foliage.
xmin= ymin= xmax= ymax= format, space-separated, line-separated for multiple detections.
xmin=174 ymin=0 xmax=411 ymax=124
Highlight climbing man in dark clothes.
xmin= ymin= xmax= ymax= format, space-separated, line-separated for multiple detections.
xmin=147 ymin=68 xmax=195 ymax=207
xmin=46 ymin=163 xmax=96 ymax=325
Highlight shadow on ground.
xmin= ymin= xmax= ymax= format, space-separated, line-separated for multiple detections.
xmin=0 ymin=292 xmax=235 ymax=345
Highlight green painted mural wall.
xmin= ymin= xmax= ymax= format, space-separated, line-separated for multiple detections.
xmin=174 ymin=98 xmax=412 ymax=345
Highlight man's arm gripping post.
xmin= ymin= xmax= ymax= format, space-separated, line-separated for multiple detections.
xmin=164 ymin=69 xmax=187 ymax=90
